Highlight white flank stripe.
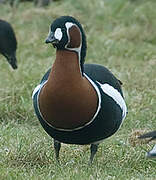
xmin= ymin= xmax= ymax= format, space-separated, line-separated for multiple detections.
xmin=98 ymin=82 xmax=127 ymax=120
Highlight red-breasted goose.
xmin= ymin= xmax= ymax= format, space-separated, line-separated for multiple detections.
xmin=32 ymin=16 xmax=127 ymax=163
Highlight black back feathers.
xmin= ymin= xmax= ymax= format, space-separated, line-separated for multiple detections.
xmin=0 ymin=19 xmax=18 ymax=69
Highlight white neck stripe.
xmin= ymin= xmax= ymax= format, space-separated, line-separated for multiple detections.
xmin=65 ymin=22 xmax=82 ymax=75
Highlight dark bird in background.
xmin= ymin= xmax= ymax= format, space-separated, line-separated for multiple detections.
xmin=139 ymin=131 xmax=156 ymax=141
xmin=34 ymin=0 xmax=50 ymax=7
xmin=139 ymin=131 xmax=156 ymax=158
xmin=32 ymin=16 xmax=127 ymax=164
xmin=0 ymin=19 xmax=18 ymax=69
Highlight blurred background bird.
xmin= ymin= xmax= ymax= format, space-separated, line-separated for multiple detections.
xmin=139 ymin=131 xmax=156 ymax=158
xmin=0 ymin=19 xmax=18 ymax=69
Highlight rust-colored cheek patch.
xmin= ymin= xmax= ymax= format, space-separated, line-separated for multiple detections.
xmin=67 ymin=26 xmax=81 ymax=48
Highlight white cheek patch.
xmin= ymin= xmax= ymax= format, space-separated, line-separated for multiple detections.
xmin=54 ymin=28 xmax=63 ymax=41
xmin=65 ymin=22 xmax=82 ymax=72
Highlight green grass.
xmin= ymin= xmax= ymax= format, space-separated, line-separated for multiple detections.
xmin=0 ymin=0 xmax=156 ymax=179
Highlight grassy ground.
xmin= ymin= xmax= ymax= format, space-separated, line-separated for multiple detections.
xmin=0 ymin=0 xmax=156 ymax=179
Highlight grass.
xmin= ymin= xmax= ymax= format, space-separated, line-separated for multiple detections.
xmin=0 ymin=0 xmax=156 ymax=179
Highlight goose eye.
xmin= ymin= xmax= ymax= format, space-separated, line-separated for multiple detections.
xmin=61 ymin=28 xmax=66 ymax=32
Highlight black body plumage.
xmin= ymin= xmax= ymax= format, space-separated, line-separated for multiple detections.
xmin=0 ymin=19 xmax=18 ymax=69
